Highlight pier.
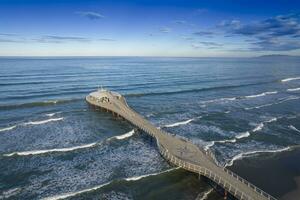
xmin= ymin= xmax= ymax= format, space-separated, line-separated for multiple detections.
xmin=86 ymin=89 xmax=277 ymax=200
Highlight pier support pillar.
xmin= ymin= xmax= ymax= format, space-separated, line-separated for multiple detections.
xmin=224 ymin=191 xmax=227 ymax=200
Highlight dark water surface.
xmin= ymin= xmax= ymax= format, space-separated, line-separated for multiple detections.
xmin=0 ymin=57 xmax=300 ymax=200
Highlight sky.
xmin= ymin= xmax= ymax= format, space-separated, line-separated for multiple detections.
xmin=1 ymin=0 xmax=300 ymax=57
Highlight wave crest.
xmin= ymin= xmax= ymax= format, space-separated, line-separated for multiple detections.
xmin=287 ymin=88 xmax=300 ymax=92
xmin=23 ymin=117 xmax=64 ymax=125
xmin=225 ymin=146 xmax=291 ymax=167
xmin=0 ymin=125 xmax=17 ymax=132
xmin=4 ymin=142 xmax=98 ymax=157
xmin=164 ymin=119 xmax=194 ymax=128
xmin=281 ymin=77 xmax=300 ymax=82
xmin=42 ymin=167 xmax=178 ymax=200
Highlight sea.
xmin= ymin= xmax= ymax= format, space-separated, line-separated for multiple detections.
xmin=0 ymin=56 xmax=300 ymax=200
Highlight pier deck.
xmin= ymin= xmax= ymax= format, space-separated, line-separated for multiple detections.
xmin=86 ymin=89 xmax=277 ymax=200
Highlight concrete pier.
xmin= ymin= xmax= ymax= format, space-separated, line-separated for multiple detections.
xmin=86 ymin=89 xmax=277 ymax=200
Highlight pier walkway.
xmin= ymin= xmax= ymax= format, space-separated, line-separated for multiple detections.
xmin=86 ymin=89 xmax=277 ymax=200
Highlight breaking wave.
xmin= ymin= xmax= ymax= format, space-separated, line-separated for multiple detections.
xmin=164 ymin=119 xmax=194 ymax=128
xmin=289 ymin=125 xmax=300 ymax=133
xmin=245 ymin=91 xmax=277 ymax=98
xmin=245 ymin=96 xmax=300 ymax=110
xmin=225 ymin=146 xmax=291 ymax=167
xmin=23 ymin=117 xmax=64 ymax=125
xmin=287 ymin=88 xmax=300 ymax=92
xmin=0 ymin=98 xmax=81 ymax=111
xmin=204 ymin=118 xmax=277 ymax=149
xmin=42 ymin=181 xmax=112 ymax=200
xmin=125 ymin=81 xmax=274 ymax=97
xmin=3 ymin=142 xmax=98 ymax=157
xmin=125 ymin=167 xmax=178 ymax=181
xmin=235 ymin=131 xmax=250 ymax=139
xmin=196 ymin=188 xmax=214 ymax=200
xmin=42 ymin=167 xmax=178 ymax=200
xmin=3 ymin=130 xmax=136 ymax=157
xmin=281 ymin=77 xmax=300 ymax=82
xmin=111 ymin=130 xmax=135 ymax=140
xmin=0 ymin=125 xmax=17 ymax=132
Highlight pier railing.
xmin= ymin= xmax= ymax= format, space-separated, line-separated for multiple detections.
xmin=86 ymin=94 xmax=277 ymax=200
xmin=157 ymin=141 xmax=277 ymax=200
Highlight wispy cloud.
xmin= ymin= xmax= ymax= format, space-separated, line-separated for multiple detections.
xmin=193 ymin=31 xmax=214 ymax=36
xmin=76 ymin=11 xmax=104 ymax=20
xmin=173 ymin=20 xmax=187 ymax=25
xmin=0 ymin=34 xmax=115 ymax=44
xmin=191 ymin=41 xmax=223 ymax=49
xmin=219 ymin=13 xmax=300 ymax=51
xmin=160 ymin=27 xmax=172 ymax=33
xmin=35 ymin=35 xmax=90 ymax=43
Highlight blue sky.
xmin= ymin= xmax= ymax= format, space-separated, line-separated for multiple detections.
xmin=1 ymin=0 xmax=300 ymax=57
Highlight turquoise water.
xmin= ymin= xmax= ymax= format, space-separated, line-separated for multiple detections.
xmin=0 ymin=56 xmax=300 ymax=199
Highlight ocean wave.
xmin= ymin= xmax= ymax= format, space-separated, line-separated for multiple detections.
xmin=125 ymin=167 xmax=178 ymax=181
xmin=23 ymin=117 xmax=64 ymax=125
xmin=113 ymin=130 xmax=135 ymax=140
xmin=281 ymin=77 xmax=300 ymax=82
xmin=287 ymin=87 xmax=300 ymax=92
xmin=225 ymin=146 xmax=291 ymax=167
xmin=204 ymin=141 xmax=215 ymax=151
xmin=42 ymin=181 xmax=112 ymax=200
xmin=252 ymin=122 xmax=264 ymax=132
xmin=3 ymin=130 xmax=136 ymax=157
xmin=245 ymin=103 xmax=274 ymax=110
xmin=0 ymin=98 xmax=81 ymax=111
xmin=289 ymin=125 xmax=300 ymax=133
xmin=245 ymin=91 xmax=277 ymax=98
xmin=245 ymin=96 xmax=300 ymax=110
xmin=0 ymin=125 xmax=17 ymax=132
xmin=196 ymin=188 xmax=214 ymax=200
xmin=42 ymin=167 xmax=178 ymax=200
xmin=3 ymin=142 xmax=98 ymax=157
xmin=235 ymin=131 xmax=250 ymax=139
xmin=205 ymin=118 xmax=277 ymax=149
xmin=164 ymin=119 xmax=194 ymax=128
xmin=0 ymin=188 xmax=21 ymax=199
xmin=125 ymin=81 xmax=273 ymax=97
xmin=45 ymin=111 xmax=62 ymax=117
xmin=201 ymin=97 xmax=237 ymax=104
xmin=200 ymin=90 xmax=277 ymax=106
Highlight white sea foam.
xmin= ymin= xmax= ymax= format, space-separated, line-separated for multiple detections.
xmin=23 ymin=117 xmax=64 ymax=125
xmin=204 ymin=141 xmax=215 ymax=151
xmin=0 ymin=125 xmax=17 ymax=132
xmin=201 ymin=97 xmax=237 ymax=104
xmin=245 ymin=103 xmax=274 ymax=110
xmin=0 ymin=188 xmax=21 ymax=199
xmin=245 ymin=91 xmax=277 ymax=99
xmin=252 ymin=123 xmax=264 ymax=132
xmin=43 ymin=168 xmax=179 ymax=200
xmin=235 ymin=131 xmax=250 ymax=139
xmin=266 ymin=117 xmax=278 ymax=123
xmin=196 ymin=188 xmax=214 ymax=200
xmin=217 ymin=138 xmax=237 ymax=144
xmin=225 ymin=147 xmax=291 ymax=167
xmin=114 ymin=130 xmax=135 ymax=140
xmin=3 ymin=142 xmax=97 ymax=157
xmin=164 ymin=119 xmax=194 ymax=128
xmin=289 ymin=125 xmax=300 ymax=133
xmin=245 ymin=95 xmax=300 ymax=110
xmin=287 ymin=87 xmax=300 ymax=92
xmin=42 ymin=181 xmax=112 ymax=200
xmin=281 ymin=77 xmax=300 ymax=82
xmin=125 ymin=167 xmax=178 ymax=181
xmin=45 ymin=113 xmax=55 ymax=117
